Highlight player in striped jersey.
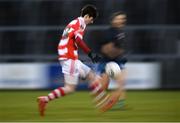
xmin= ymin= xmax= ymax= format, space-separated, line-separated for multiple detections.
xmin=37 ymin=5 xmax=101 ymax=116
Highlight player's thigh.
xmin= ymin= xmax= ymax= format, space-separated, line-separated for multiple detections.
xmin=60 ymin=59 xmax=79 ymax=85
xmin=77 ymin=60 xmax=91 ymax=79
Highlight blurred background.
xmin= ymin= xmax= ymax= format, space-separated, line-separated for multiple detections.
xmin=0 ymin=0 xmax=180 ymax=90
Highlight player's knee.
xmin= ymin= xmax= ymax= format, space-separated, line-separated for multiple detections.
xmin=63 ymin=86 xmax=75 ymax=94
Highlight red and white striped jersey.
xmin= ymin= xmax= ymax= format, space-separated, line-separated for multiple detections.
xmin=58 ymin=17 xmax=86 ymax=60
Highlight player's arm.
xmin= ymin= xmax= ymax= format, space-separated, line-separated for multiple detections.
xmin=75 ymin=36 xmax=101 ymax=63
xmin=68 ymin=20 xmax=91 ymax=54
xmin=75 ymin=36 xmax=91 ymax=54
xmin=101 ymin=42 xmax=124 ymax=59
xmin=68 ymin=20 xmax=100 ymax=62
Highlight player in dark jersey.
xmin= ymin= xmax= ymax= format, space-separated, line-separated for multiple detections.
xmin=96 ymin=11 xmax=127 ymax=110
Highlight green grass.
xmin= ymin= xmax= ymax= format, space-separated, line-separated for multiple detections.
xmin=0 ymin=90 xmax=179 ymax=122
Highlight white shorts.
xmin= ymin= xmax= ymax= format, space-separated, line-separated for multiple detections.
xmin=60 ymin=59 xmax=91 ymax=85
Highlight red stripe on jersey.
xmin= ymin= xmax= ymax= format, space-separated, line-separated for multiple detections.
xmin=58 ymin=45 xmax=67 ymax=49
xmin=58 ymin=55 xmax=67 ymax=58
xmin=58 ymin=55 xmax=77 ymax=60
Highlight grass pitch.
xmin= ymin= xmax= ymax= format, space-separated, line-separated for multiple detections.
xmin=0 ymin=90 xmax=179 ymax=122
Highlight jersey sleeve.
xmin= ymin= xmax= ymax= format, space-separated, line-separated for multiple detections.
xmin=75 ymin=36 xmax=91 ymax=54
xmin=64 ymin=18 xmax=84 ymax=41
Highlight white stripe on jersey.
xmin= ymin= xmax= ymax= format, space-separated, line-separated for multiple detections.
xmin=58 ymin=48 xmax=68 ymax=55
xmin=59 ymin=38 xmax=69 ymax=46
xmin=58 ymin=57 xmax=67 ymax=60
xmin=78 ymin=17 xmax=86 ymax=30
xmin=69 ymin=20 xmax=78 ymax=25
xmin=74 ymin=50 xmax=78 ymax=56
xmin=75 ymin=33 xmax=83 ymax=39
xmin=67 ymin=28 xmax=74 ymax=33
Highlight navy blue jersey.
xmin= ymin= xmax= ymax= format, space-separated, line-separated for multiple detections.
xmin=100 ymin=27 xmax=126 ymax=49
xmin=97 ymin=27 xmax=127 ymax=74
xmin=98 ymin=27 xmax=127 ymax=59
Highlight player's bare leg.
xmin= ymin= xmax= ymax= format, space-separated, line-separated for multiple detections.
xmin=111 ymin=69 xmax=127 ymax=110
xmin=88 ymin=72 xmax=114 ymax=111
xmin=89 ymin=73 xmax=109 ymax=92
xmin=88 ymin=72 xmax=108 ymax=96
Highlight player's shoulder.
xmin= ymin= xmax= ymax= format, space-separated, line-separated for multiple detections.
xmin=108 ymin=27 xmax=121 ymax=34
xmin=77 ymin=17 xmax=86 ymax=30
xmin=68 ymin=18 xmax=79 ymax=27
xmin=109 ymin=27 xmax=125 ymax=38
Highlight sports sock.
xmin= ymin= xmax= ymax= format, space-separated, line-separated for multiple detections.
xmin=45 ymin=87 xmax=66 ymax=102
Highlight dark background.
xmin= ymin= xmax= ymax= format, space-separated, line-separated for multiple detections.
xmin=0 ymin=0 xmax=180 ymax=89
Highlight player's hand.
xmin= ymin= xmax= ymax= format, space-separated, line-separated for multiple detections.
xmin=88 ymin=51 xmax=101 ymax=63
